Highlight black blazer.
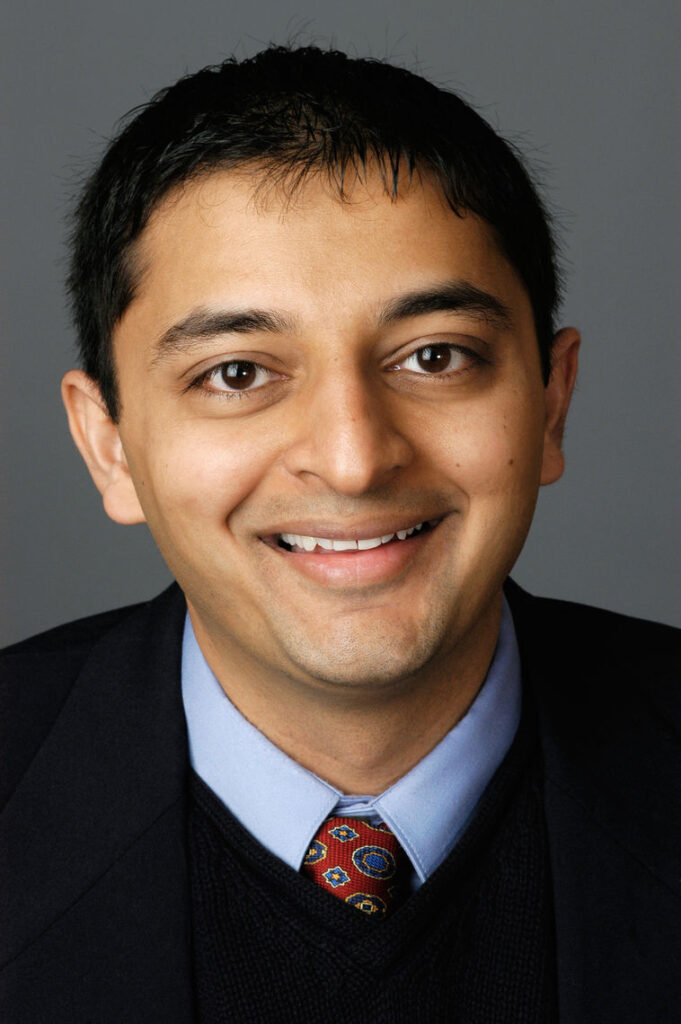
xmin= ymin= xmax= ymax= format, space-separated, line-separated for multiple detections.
xmin=1 ymin=581 xmax=679 ymax=1023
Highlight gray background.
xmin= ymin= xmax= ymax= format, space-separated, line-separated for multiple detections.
xmin=2 ymin=0 xmax=679 ymax=647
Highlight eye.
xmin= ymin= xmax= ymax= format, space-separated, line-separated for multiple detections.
xmin=198 ymin=360 xmax=277 ymax=395
xmin=394 ymin=343 xmax=477 ymax=375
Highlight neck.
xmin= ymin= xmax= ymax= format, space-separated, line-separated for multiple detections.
xmin=188 ymin=596 xmax=502 ymax=794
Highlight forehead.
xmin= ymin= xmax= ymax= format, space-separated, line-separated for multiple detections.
xmin=120 ymin=168 xmax=533 ymax=344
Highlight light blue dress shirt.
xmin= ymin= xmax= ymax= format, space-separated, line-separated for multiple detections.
xmin=181 ymin=597 xmax=522 ymax=887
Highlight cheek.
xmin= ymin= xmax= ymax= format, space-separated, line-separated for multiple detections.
xmin=429 ymin=395 xmax=545 ymax=500
xmin=130 ymin=420 xmax=275 ymax=528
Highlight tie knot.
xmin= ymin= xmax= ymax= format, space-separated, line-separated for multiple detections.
xmin=302 ymin=815 xmax=408 ymax=918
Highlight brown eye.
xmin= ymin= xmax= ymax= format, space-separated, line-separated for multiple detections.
xmin=198 ymin=360 xmax=276 ymax=395
xmin=220 ymin=361 xmax=258 ymax=389
xmin=394 ymin=343 xmax=475 ymax=378
xmin=415 ymin=345 xmax=452 ymax=372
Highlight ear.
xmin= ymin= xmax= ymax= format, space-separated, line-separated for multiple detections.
xmin=540 ymin=327 xmax=581 ymax=486
xmin=61 ymin=370 xmax=146 ymax=524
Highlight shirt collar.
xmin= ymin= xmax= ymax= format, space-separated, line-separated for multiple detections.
xmin=181 ymin=597 xmax=521 ymax=883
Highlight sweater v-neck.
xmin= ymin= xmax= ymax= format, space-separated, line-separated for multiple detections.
xmin=187 ymin=699 xmax=557 ymax=1022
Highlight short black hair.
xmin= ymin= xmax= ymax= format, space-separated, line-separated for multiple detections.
xmin=68 ymin=44 xmax=561 ymax=421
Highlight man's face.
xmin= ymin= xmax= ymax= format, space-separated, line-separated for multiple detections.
xmin=105 ymin=170 xmax=563 ymax=691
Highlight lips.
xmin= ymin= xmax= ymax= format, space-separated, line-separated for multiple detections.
xmin=259 ymin=516 xmax=446 ymax=587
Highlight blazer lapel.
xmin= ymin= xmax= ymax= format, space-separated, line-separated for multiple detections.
xmin=0 ymin=585 xmax=195 ymax=1022
xmin=507 ymin=581 xmax=681 ymax=1024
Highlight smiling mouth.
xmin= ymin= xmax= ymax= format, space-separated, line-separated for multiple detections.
xmin=272 ymin=518 xmax=442 ymax=554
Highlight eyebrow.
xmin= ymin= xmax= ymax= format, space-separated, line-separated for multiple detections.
xmin=151 ymin=308 xmax=294 ymax=364
xmin=151 ymin=279 xmax=513 ymax=364
xmin=378 ymin=281 xmax=514 ymax=330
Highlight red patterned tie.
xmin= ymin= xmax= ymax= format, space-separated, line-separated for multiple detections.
xmin=302 ymin=816 xmax=408 ymax=918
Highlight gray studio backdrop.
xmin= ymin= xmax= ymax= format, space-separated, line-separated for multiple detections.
xmin=2 ymin=0 xmax=679 ymax=646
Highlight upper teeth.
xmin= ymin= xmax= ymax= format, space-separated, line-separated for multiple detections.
xmin=279 ymin=523 xmax=425 ymax=551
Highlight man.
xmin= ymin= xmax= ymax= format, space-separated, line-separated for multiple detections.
xmin=1 ymin=45 xmax=678 ymax=1023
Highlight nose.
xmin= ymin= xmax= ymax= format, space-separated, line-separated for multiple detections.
xmin=282 ymin=365 xmax=414 ymax=496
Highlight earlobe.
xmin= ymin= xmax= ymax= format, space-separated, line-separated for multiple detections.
xmin=540 ymin=327 xmax=581 ymax=486
xmin=60 ymin=370 xmax=146 ymax=524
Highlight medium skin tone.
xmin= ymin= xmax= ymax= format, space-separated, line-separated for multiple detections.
xmin=63 ymin=169 xmax=579 ymax=794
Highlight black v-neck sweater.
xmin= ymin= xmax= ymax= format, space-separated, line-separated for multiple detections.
xmin=187 ymin=712 xmax=557 ymax=1023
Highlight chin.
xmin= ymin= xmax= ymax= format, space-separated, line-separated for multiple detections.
xmin=277 ymin=615 xmax=450 ymax=691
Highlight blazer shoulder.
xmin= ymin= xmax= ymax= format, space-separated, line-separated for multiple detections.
xmin=531 ymin=589 xmax=678 ymax=644
xmin=1 ymin=600 xmax=152 ymax=658
xmin=0 ymin=597 xmax=161 ymax=811
xmin=507 ymin=580 xmax=681 ymax=732
xmin=508 ymin=579 xmax=680 ymax=657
